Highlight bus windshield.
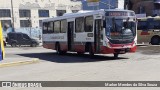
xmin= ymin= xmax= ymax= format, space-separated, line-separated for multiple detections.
xmin=105 ymin=18 xmax=136 ymax=44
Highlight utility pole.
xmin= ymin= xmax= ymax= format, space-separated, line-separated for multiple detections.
xmin=11 ymin=0 xmax=15 ymax=31
xmin=28 ymin=17 xmax=32 ymax=37
xmin=108 ymin=0 xmax=110 ymax=9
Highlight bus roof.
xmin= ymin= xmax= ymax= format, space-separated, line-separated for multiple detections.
xmin=104 ymin=9 xmax=134 ymax=12
xmin=137 ymin=16 xmax=160 ymax=21
xmin=43 ymin=9 xmax=135 ymax=22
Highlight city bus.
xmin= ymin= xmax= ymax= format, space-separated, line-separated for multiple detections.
xmin=137 ymin=17 xmax=160 ymax=45
xmin=42 ymin=9 xmax=137 ymax=58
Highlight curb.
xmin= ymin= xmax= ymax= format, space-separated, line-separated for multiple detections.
xmin=0 ymin=58 xmax=39 ymax=68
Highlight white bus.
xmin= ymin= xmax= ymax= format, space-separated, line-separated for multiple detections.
xmin=137 ymin=17 xmax=160 ymax=45
xmin=42 ymin=9 xmax=137 ymax=58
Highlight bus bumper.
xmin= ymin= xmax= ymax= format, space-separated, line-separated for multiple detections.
xmin=101 ymin=46 xmax=137 ymax=54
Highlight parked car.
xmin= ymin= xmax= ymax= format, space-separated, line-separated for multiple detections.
xmin=6 ymin=32 xmax=39 ymax=47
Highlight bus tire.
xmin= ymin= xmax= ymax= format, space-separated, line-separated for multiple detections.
xmin=114 ymin=53 xmax=119 ymax=59
xmin=151 ymin=36 xmax=160 ymax=45
xmin=55 ymin=43 xmax=62 ymax=55
xmin=77 ymin=52 xmax=84 ymax=55
xmin=89 ymin=44 xmax=94 ymax=56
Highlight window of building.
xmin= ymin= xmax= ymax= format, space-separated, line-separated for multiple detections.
xmin=85 ymin=16 xmax=93 ymax=32
xmin=54 ymin=21 xmax=60 ymax=33
xmin=61 ymin=20 xmax=67 ymax=33
xmin=38 ymin=10 xmax=49 ymax=17
xmin=75 ymin=17 xmax=84 ymax=32
xmin=0 ymin=9 xmax=11 ymax=17
xmin=20 ymin=20 xmax=31 ymax=27
xmin=56 ymin=10 xmax=66 ymax=16
xmin=43 ymin=22 xmax=48 ymax=34
xmin=1 ymin=20 xmax=12 ymax=28
xmin=48 ymin=22 xmax=54 ymax=33
xmin=19 ymin=10 xmax=31 ymax=17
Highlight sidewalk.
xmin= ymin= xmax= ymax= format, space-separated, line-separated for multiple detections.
xmin=0 ymin=47 xmax=41 ymax=68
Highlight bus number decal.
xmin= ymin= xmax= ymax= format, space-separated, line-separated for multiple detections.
xmin=87 ymin=33 xmax=93 ymax=37
xmin=51 ymin=36 xmax=64 ymax=39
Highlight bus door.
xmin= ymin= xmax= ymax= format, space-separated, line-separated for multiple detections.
xmin=68 ymin=21 xmax=74 ymax=51
xmin=94 ymin=19 xmax=102 ymax=53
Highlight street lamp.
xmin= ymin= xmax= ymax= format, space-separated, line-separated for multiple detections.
xmin=11 ymin=0 xmax=15 ymax=31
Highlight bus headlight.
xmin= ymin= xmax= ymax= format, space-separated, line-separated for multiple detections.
xmin=105 ymin=41 xmax=111 ymax=48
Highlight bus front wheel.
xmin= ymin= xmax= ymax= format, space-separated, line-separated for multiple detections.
xmin=151 ymin=36 xmax=160 ymax=45
xmin=114 ymin=53 xmax=119 ymax=59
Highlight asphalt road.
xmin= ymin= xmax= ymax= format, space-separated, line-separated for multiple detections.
xmin=0 ymin=45 xmax=160 ymax=90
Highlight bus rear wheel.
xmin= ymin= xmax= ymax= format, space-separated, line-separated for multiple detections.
xmin=55 ymin=43 xmax=66 ymax=55
xmin=77 ymin=52 xmax=84 ymax=55
xmin=56 ymin=44 xmax=61 ymax=55
xmin=89 ymin=44 xmax=94 ymax=56
xmin=151 ymin=36 xmax=160 ymax=45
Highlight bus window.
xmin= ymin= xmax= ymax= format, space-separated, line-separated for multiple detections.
xmin=61 ymin=20 xmax=67 ymax=33
xmin=153 ymin=20 xmax=160 ymax=29
xmin=43 ymin=22 xmax=48 ymax=34
xmin=48 ymin=22 xmax=54 ymax=33
xmin=148 ymin=21 xmax=154 ymax=29
xmin=75 ymin=17 xmax=84 ymax=32
xmin=54 ymin=21 xmax=60 ymax=33
xmin=137 ymin=21 xmax=147 ymax=30
xmin=85 ymin=16 xmax=93 ymax=32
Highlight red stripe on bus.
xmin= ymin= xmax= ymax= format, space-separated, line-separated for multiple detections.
xmin=109 ymin=42 xmax=134 ymax=47
xmin=43 ymin=43 xmax=55 ymax=49
xmin=140 ymin=32 xmax=150 ymax=35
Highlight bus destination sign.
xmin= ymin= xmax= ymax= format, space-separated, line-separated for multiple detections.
xmin=106 ymin=11 xmax=134 ymax=17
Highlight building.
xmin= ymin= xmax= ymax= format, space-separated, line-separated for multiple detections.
xmin=82 ymin=0 xmax=125 ymax=10
xmin=0 ymin=0 xmax=81 ymax=30
xmin=125 ymin=0 xmax=160 ymax=17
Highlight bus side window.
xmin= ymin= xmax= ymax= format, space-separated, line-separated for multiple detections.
xmin=75 ymin=17 xmax=84 ymax=32
xmin=85 ymin=16 xmax=93 ymax=32
xmin=154 ymin=20 xmax=160 ymax=29
xmin=137 ymin=21 xmax=147 ymax=30
xmin=54 ymin=21 xmax=60 ymax=33
xmin=43 ymin=22 xmax=48 ymax=34
xmin=61 ymin=20 xmax=67 ymax=33
xmin=48 ymin=22 xmax=54 ymax=33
